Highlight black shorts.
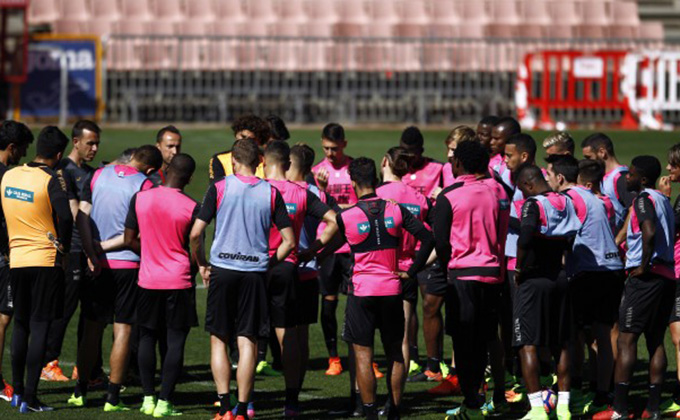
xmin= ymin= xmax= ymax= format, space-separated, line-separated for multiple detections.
xmin=318 ymin=253 xmax=352 ymax=296
xmin=342 ymin=294 xmax=404 ymax=349
xmin=570 ymin=270 xmax=625 ymax=327
xmin=267 ymin=261 xmax=298 ymax=328
xmin=619 ymin=273 xmax=675 ymax=342
xmin=445 ymin=276 xmax=501 ymax=341
xmin=205 ymin=266 xmax=269 ymax=339
xmin=81 ymin=268 xmax=138 ymax=325
xmin=512 ymin=277 xmax=561 ymax=348
xmin=402 ymin=276 xmax=418 ymax=304
xmin=137 ymin=287 xmax=198 ymax=331
xmin=295 ymin=279 xmax=319 ymax=326
xmin=418 ymin=262 xmax=447 ymax=296
xmin=670 ymin=280 xmax=680 ymax=324
xmin=10 ymin=267 xmax=65 ymax=322
xmin=0 ymin=265 xmax=12 ymax=315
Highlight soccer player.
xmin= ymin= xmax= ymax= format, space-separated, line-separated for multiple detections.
xmin=581 ymin=133 xmax=636 ymax=234
xmin=400 ymin=126 xmax=443 ymax=200
xmin=0 ymin=120 xmax=33 ymax=402
xmin=190 ymin=138 xmax=295 ymax=420
xmin=330 ymin=157 xmax=434 ymax=420
xmin=659 ymin=144 xmax=680 ymax=415
xmin=595 ymin=157 xmax=675 ymax=420
xmin=434 ymin=141 xmax=510 ymax=419
xmin=376 ymin=147 xmax=430 ymax=404
xmin=489 ymin=116 xmax=521 ymax=174
xmin=476 ymin=115 xmax=499 ymax=155
xmin=578 ymin=160 xmax=616 ymax=229
xmin=150 ymin=125 xmax=182 ymax=185
xmin=209 ymin=114 xmax=270 ymax=180
xmin=312 ymin=122 xmax=356 ymax=376
xmin=1 ymin=126 xmax=72 ymax=412
xmin=263 ymin=140 xmax=338 ymax=416
xmin=69 ymin=145 xmax=162 ymax=411
xmin=513 ymin=164 xmax=582 ymax=420
xmin=266 ymin=114 xmax=290 ymax=143
xmin=546 ymin=154 xmax=625 ymax=415
xmin=123 ymin=153 xmax=199 ymax=417
xmin=542 ymin=132 xmax=575 ymax=157
xmin=41 ymin=120 xmax=100 ymax=383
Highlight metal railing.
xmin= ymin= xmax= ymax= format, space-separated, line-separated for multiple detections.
xmin=102 ymin=35 xmax=668 ymax=124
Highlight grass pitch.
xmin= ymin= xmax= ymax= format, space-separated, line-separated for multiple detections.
xmin=0 ymin=128 xmax=677 ymax=418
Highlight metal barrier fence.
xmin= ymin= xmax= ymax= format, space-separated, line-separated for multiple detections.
xmin=103 ymin=36 xmax=666 ymax=124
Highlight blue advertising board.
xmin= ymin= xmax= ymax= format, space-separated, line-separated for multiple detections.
xmin=18 ymin=35 xmax=102 ymax=119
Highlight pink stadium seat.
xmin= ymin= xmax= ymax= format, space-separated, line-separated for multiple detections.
xmin=276 ymin=0 xmax=307 ymax=23
xmin=547 ymin=2 xmax=579 ymax=38
xmin=83 ymin=19 xmax=116 ymax=37
xmin=609 ymin=1 xmax=640 ymax=38
xmin=488 ymin=1 xmax=520 ymax=38
xmin=246 ymin=0 xmax=276 ymax=23
xmin=214 ymin=0 xmax=246 ymax=21
xmin=53 ymin=19 xmax=88 ymax=35
xmin=336 ymin=0 xmax=368 ymax=23
xmin=305 ymin=0 xmax=338 ymax=23
xmin=367 ymin=1 xmax=399 ymax=24
xmin=91 ymin=0 xmax=121 ymax=21
xmin=110 ymin=21 xmax=147 ymax=70
xmin=269 ymin=23 xmax=302 ymax=37
xmin=429 ymin=1 xmax=460 ymax=25
xmin=153 ymin=0 xmax=184 ymax=22
xmin=299 ymin=23 xmax=333 ymax=71
xmin=452 ymin=24 xmax=485 ymax=72
xmin=29 ymin=0 xmax=60 ymax=24
xmin=397 ymin=1 xmax=429 ymax=24
xmin=60 ymin=0 xmax=90 ymax=20
xmin=121 ymin=0 xmax=152 ymax=20
xmin=177 ymin=21 xmax=211 ymax=71
xmin=579 ymin=1 xmax=609 ymax=38
xmin=186 ymin=0 xmax=215 ymax=20
xmin=362 ymin=23 xmax=395 ymax=71
xmin=207 ymin=23 xmax=240 ymax=70
xmin=639 ymin=21 xmax=664 ymax=41
xmin=145 ymin=21 xmax=179 ymax=70
xmin=519 ymin=1 xmax=550 ymax=37
xmin=460 ymin=1 xmax=489 ymax=25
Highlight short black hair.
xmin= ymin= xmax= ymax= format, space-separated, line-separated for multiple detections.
xmin=348 ymin=157 xmax=377 ymax=189
xmin=515 ymin=163 xmax=545 ymax=185
xmin=72 ymin=119 xmax=101 ymax=139
xmin=232 ymin=137 xmax=261 ymax=169
xmin=321 ymin=123 xmax=345 ymax=143
xmin=156 ymin=125 xmax=181 ymax=143
xmin=578 ymin=159 xmax=605 ymax=185
xmin=478 ymin=115 xmax=500 ymax=126
xmin=631 ymin=155 xmax=662 ymax=186
xmin=290 ymin=143 xmax=315 ymax=175
xmin=581 ymin=132 xmax=615 ymax=155
xmin=400 ymin=126 xmax=424 ymax=150
xmin=454 ymin=140 xmax=490 ymax=175
xmin=231 ymin=114 xmax=271 ymax=145
xmin=266 ymin=115 xmax=290 ymax=141
xmin=494 ymin=116 xmax=521 ymax=135
xmin=507 ymin=133 xmax=537 ymax=160
xmin=116 ymin=148 xmax=137 ymax=164
xmin=36 ymin=126 xmax=69 ymax=159
xmin=545 ymin=154 xmax=579 ymax=183
xmin=168 ymin=153 xmax=196 ymax=183
xmin=0 ymin=120 xmax=34 ymax=151
xmin=264 ymin=140 xmax=290 ymax=165
xmin=133 ymin=145 xmax=163 ymax=171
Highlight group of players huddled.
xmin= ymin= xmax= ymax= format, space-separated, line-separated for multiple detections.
xmin=0 ymin=114 xmax=678 ymax=420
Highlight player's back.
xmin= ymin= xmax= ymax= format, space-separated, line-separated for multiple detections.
xmin=267 ymin=179 xmax=307 ymax=264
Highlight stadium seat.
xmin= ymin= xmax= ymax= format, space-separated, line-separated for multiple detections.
xmin=207 ymin=23 xmax=239 ymax=70
xmin=336 ymin=0 xmax=368 ymax=23
xmin=91 ymin=0 xmax=121 ymax=21
xmin=246 ymin=0 xmax=276 ymax=23
xmin=145 ymin=21 xmax=180 ymax=70
xmin=214 ymin=0 xmax=246 ymax=20
xmin=276 ymin=0 xmax=307 ymax=23
xmin=121 ymin=0 xmax=153 ymax=20
xmin=429 ymin=1 xmax=460 ymax=25
xmin=460 ymin=1 xmax=490 ymax=26
xmin=362 ymin=23 xmax=395 ymax=71
xmin=299 ymin=23 xmax=333 ymax=71
xmin=639 ymin=21 xmax=664 ymax=41
xmin=305 ymin=0 xmax=338 ymax=23
xmin=487 ymin=1 xmax=520 ymax=38
xmin=153 ymin=0 xmax=184 ymax=22
xmin=367 ymin=0 xmax=399 ymax=24
xmin=397 ymin=1 xmax=430 ymax=24
xmin=186 ymin=0 xmax=215 ymax=20
xmin=579 ymin=1 xmax=609 ymax=38
xmin=59 ymin=0 xmax=90 ymax=21
xmin=83 ymin=19 xmax=116 ymax=37
xmin=177 ymin=21 xmax=211 ymax=71
xmin=452 ymin=24 xmax=486 ymax=72
xmin=110 ymin=21 xmax=148 ymax=70
xmin=546 ymin=1 xmax=579 ymax=38
xmin=29 ymin=0 xmax=60 ymax=24
xmin=609 ymin=1 xmax=640 ymax=39
xmin=519 ymin=0 xmax=550 ymax=38
xmin=53 ymin=19 xmax=88 ymax=35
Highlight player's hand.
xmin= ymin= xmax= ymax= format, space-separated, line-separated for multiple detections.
xmin=199 ymin=265 xmax=211 ymax=286
xmin=397 ymin=271 xmax=411 ymax=280
xmin=430 ymin=186 xmax=442 ymax=200
xmin=629 ymin=266 xmax=646 ymax=278
xmin=514 ymin=269 xmax=523 ymax=286
xmin=87 ymin=257 xmax=101 ymax=277
xmin=316 ymin=169 xmax=329 ymax=191
xmin=659 ymin=176 xmax=672 ymax=197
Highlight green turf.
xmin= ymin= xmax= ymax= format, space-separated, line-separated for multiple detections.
xmin=0 ymin=128 xmax=678 ymax=418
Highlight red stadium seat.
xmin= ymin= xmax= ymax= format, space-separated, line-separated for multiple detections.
xmin=29 ymin=0 xmax=60 ymax=24
xmin=121 ymin=0 xmax=152 ymax=20
xmin=153 ymin=0 xmax=184 ymax=22
xmin=186 ymin=0 xmax=215 ymax=20
xmin=91 ymin=0 xmax=121 ymax=21
xmin=59 ymin=0 xmax=90 ymax=20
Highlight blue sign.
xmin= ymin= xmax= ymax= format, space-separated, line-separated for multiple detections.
xmin=286 ymin=203 xmax=298 ymax=215
xmin=384 ymin=217 xmax=395 ymax=228
xmin=19 ymin=36 xmax=101 ymax=119
xmin=357 ymin=221 xmax=371 ymax=234
xmin=5 ymin=187 xmax=34 ymax=203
